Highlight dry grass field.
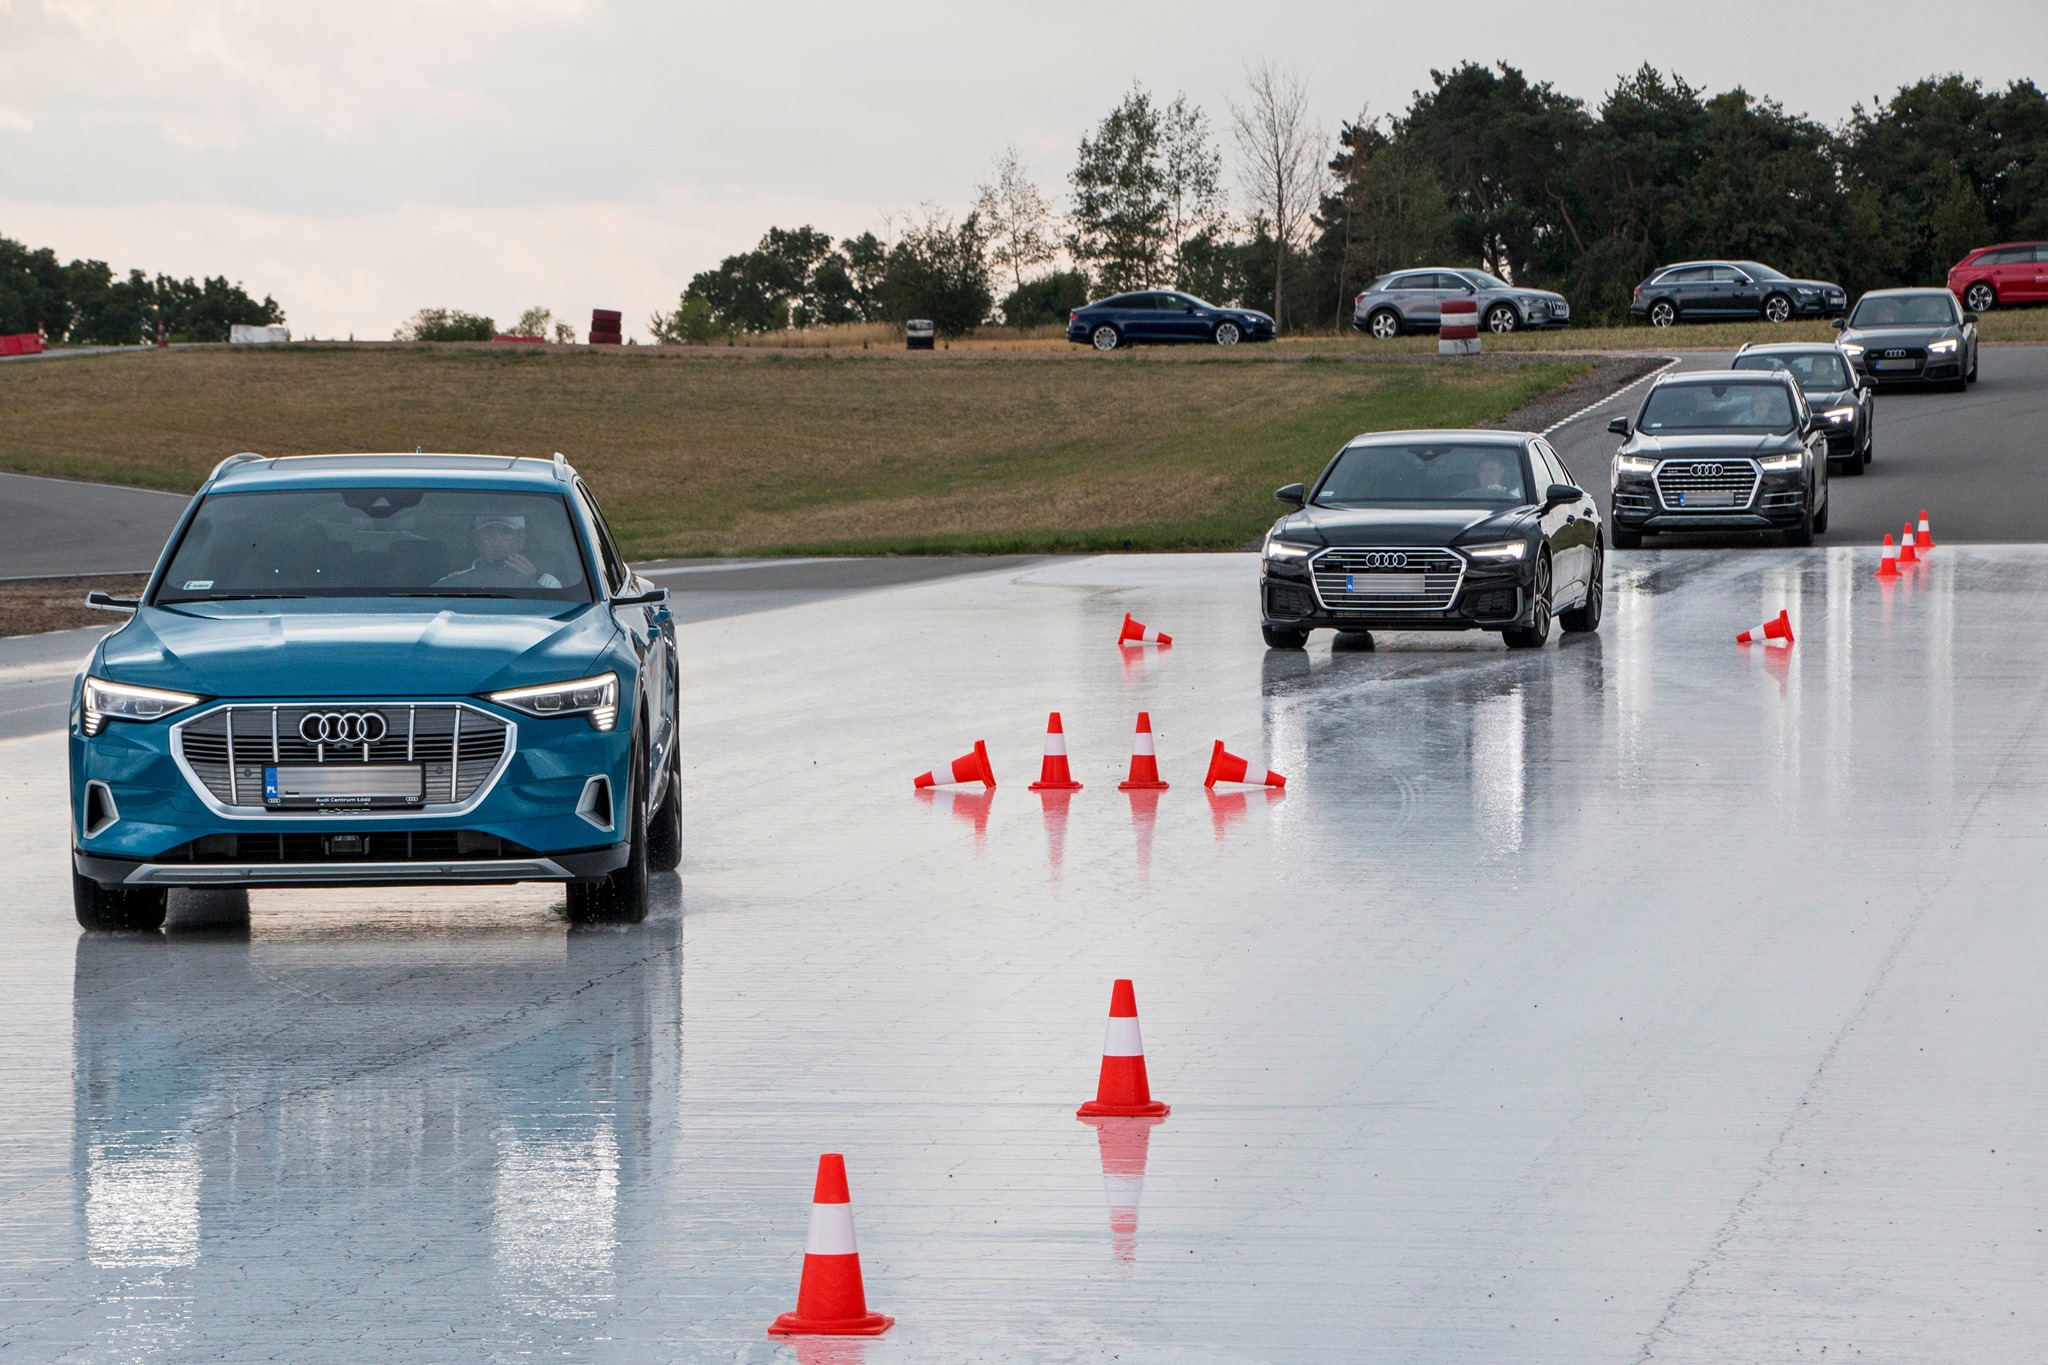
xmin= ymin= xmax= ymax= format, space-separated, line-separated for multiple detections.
xmin=0 ymin=346 xmax=1583 ymax=556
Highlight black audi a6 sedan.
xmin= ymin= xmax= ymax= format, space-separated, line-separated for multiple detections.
xmin=1260 ymin=430 xmax=1602 ymax=651
xmin=1607 ymin=370 xmax=1829 ymax=549
xmin=1067 ymin=290 xmax=1275 ymax=350
xmin=1833 ymin=288 xmax=1979 ymax=392
xmin=1732 ymin=342 xmax=1874 ymax=474
xmin=1630 ymin=260 xmax=1847 ymax=327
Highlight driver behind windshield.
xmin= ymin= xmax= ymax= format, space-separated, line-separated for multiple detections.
xmin=1457 ymin=451 xmax=1520 ymax=501
xmin=437 ymin=514 xmax=562 ymax=590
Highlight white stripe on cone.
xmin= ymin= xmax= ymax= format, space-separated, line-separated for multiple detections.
xmin=804 ymin=1200 xmax=859 ymax=1256
xmin=1133 ymin=733 xmax=1155 ymax=756
xmin=1044 ymin=735 xmax=1067 ymax=755
xmin=1102 ymin=1015 xmax=1144 ymax=1057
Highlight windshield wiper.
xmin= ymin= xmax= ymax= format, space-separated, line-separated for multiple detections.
xmin=389 ymin=592 xmax=520 ymax=599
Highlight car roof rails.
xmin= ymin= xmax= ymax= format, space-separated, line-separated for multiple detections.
xmin=207 ymin=451 xmax=268 ymax=481
xmin=553 ymin=452 xmax=574 ymax=482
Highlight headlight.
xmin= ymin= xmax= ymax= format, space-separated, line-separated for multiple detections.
xmin=1615 ymin=454 xmax=1657 ymax=473
xmin=82 ymin=676 xmax=202 ymax=737
xmin=1461 ymin=541 xmax=1528 ymax=562
xmin=1263 ymin=535 xmax=1315 ymax=562
xmin=1840 ymin=343 xmax=1865 ymax=358
xmin=1519 ymin=296 xmax=1539 ymax=308
xmin=489 ymin=672 xmax=618 ymax=731
xmin=1928 ymin=338 xmax=1958 ymax=354
xmin=1797 ymin=286 xmax=1819 ymax=297
xmin=1759 ymin=453 xmax=1803 ymax=471
xmin=1823 ymin=406 xmax=1857 ymax=424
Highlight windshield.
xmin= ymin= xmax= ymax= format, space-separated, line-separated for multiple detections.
xmin=1638 ymin=382 xmax=1797 ymax=434
xmin=154 ymin=488 xmax=594 ymax=603
xmin=1735 ymin=261 xmax=1788 ymax=281
xmin=1460 ymin=270 xmax=1512 ymax=290
xmin=1850 ymin=294 xmax=1958 ymax=327
xmin=1315 ymin=442 xmax=1531 ymax=507
xmin=1732 ymin=351 xmax=1852 ymax=392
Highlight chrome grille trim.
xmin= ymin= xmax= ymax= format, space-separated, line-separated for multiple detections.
xmin=170 ymin=701 xmax=516 ymax=820
xmin=1309 ymin=546 xmax=1465 ymax=612
xmin=1654 ymin=459 xmax=1761 ymax=513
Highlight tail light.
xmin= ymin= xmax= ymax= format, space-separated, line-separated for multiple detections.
xmin=1355 ymin=293 xmax=1367 ymax=304
xmin=1069 ymin=311 xmax=1079 ymax=324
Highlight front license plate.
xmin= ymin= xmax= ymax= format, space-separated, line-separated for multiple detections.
xmin=1873 ymin=358 xmax=1917 ymax=371
xmin=264 ymin=764 xmax=423 ymax=808
xmin=1676 ymin=491 xmax=1739 ymax=508
xmin=1346 ymin=573 xmax=1426 ymax=595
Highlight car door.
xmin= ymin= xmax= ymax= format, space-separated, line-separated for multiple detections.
xmin=1664 ymin=266 xmax=1711 ymax=317
xmin=1533 ymin=440 xmax=1591 ymax=593
xmin=1718 ymin=265 xmax=1762 ymax=317
xmin=577 ymin=481 xmax=674 ymax=762
xmin=1159 ymin=292 xmax=1209 ymax=341
xmin=1385 ymin=273 xmax=1437 ymax=328
xmin=2020 ymin=245 xmax=2048 ymax=303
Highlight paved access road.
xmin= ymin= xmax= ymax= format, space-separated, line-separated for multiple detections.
xmin=2 ymin=549 xmax=2045 ymax=1360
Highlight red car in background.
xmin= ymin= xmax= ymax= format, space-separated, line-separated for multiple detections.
xmin=1948 ymin=242 xmax=2048 ymax=314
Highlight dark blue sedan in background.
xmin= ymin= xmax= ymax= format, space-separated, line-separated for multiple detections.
xmin=1067 ymin=291 xmax=1276 ymax=351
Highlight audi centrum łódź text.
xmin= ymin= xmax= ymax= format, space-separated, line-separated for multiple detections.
xmin=1259 ymin=431 xmax=1603 ymax=651
xmin=1606 ymin=371 xmax=1830 ymax=549
xmin=68 ymin=452 xmax=681 ymax=931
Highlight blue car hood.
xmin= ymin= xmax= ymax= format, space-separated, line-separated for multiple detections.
xmin=94 ymin=600 xmax=619 ymax=699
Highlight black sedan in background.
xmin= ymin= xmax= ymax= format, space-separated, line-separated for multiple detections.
xmin=1260 ymin=431 xmax=1602 ymax=651
xmin=1630 ymin=261 xmax=1847 ymax=327
xmin=1732 ymin=342 xmax=1873 ymax=474
xmin=1834 ymin=288 xmax=1979 ymax=392
xmin=1068 ymin=291 xmax=1275 ymax=350
xmin=1607 ymin=370 xmax=1829 ymax=548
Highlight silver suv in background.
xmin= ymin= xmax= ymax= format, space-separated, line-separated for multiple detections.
xmin=1354 ymin=268 xmax=1571 ymax=338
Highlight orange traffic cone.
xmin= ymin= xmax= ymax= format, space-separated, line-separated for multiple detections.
xmin=1898 ymin=523 xmax=1918 ymax=565
xmin=1077 ymin=979 xmax=1170 ymax=1119
xmin=1736 ymin=609 xmax=1795 ymax=646
xmin=1116 ymin=712 xmax=1169 ymax=791
xmin=913 ymin=740 xmax=994 ymax=789
xmin=1203 ymin=740 xmax=1285 ymax=789
xmin=1117 ymin=612 xmax=1171 ymax=646
xmin=767 ymin=1154 xmax=893 ymax=1337
xmin=1874 ymin=534 xmax=1900 ymax=579
xmin=1026 ymin=712 xmax=1082 ymax=791
xmin=1918 ymin=509 xmax=1936 ymax=550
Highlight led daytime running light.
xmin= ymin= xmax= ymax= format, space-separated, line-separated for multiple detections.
xmin=81 ymin=676 xmax=202 ymax=737
xmin=488 ymin=672 xmax=619 ymax=732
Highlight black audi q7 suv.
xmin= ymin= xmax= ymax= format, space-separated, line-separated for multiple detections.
xmin=1607 ymin=371 xmax=1830 ymax=548
xmin=1261 ymin=430 xmax=1602 ymax=651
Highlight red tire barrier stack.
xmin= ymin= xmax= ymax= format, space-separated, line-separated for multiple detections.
xmin=1439 ymin=298 xmax=1480 ymax=356
xmin=588 ymin=308 xmax=623 ymax=346
xmin=492 ymin=334 xmax=544 ymax=345
xmin=0 ymin=333 xmax=45 ymax=356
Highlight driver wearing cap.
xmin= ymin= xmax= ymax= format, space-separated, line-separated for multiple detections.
xmin=436 ymin=513 xmax=562 ymax=589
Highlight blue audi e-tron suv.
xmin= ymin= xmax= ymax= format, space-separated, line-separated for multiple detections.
xmin=69 ymin=452 xmax=680 ymax=930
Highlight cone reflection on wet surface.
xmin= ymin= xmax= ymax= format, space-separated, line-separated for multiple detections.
xmin=1037 ymin=788 xmax=1074 ymax=882
xmin=917 ymin=785 xmax=994 ymax=848
xmin=1080 ymin=1115 xmax=1162 ymax=1265
xmin=1123 ymin=788 xmax=1160 ymax=889
xmin=1206 ymin=786 xmax=1283 ymax=842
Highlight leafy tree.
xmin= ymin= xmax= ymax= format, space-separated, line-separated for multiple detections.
xmin=1069 ymin=87 xmax=1169 ymax=293
xmin=1161 ymin=96 xmax=1230 ymax=289
xmin=649 ymin=296 xmax=723 ymax=344
xmin=998 ymin=270 xmax=1090 ymax=327
xmin=976 ymin=147 xmax=1059 ymax=298
xmin=877 ymin=210 xmax=992 ymax=336
xmin=1311 ymin=114 xmax=1456 ymax=327
xmin=396 ymin=308 xmax=495 ymax=341
xmin=0 ymin=235 xmax=280 ymax=343
xmin=509 ymin=306 xmax=553 ymax=338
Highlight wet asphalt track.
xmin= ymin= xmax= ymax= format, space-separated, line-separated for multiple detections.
xmin=2 ymin=546 xmax=2047 ymax=1360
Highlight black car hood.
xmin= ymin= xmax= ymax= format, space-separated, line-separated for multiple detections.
xmin=1623 ymin=431 xmax=1805 ymax=458
xmin=1274 ymin=504 xmax=1532 ymax=548
xmin=1840 ymin=323 xmax=1961 ymax=349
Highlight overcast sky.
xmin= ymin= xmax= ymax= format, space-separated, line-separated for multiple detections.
xmin=3 ymin=0 xmax=2041 ymax=339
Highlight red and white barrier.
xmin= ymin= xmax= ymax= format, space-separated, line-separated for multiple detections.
xmin=1439 ymin=298 xmax=1480 ymax=356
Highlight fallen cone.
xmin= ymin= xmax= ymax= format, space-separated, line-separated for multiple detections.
xmin=1736 ymin=608 xmax=1795 ymax=647
xmin=913 ymin=740 xmax=994 ymax=789
xmin=1118 ymin=612 xmax=1171 ymax=646
xmin=1116 ymin=712 xmax=1169 ymax=791
xmin=1898 ymin=523 xmax=1918 ymax=565
xmin=1874 ymin=534 xmax=1900 ymax=580
xmin=767 ymin=1154 xmax=894 ymax=1337
xmin=1918 ymin=509 xmax=1936 ymax=550
xmin=1077 ymin=979 xmax=1169 ymax=1119
xmin=1026 ymin=711 xmax=1083 ymax=791
xmin=1203 ymin=740 xmax=1285 ymax=789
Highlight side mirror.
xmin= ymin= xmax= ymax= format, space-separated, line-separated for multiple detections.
xmin=1830 ymin=318 xmax=1846 ymax=331
xmin=1274 ymin=483 xmax=1305 ymax=508
xmin=1606 ymin=415 xmax=1630 ymax=436
xmin=85 ymin=590 xmax=139 ymax=612
xmin=1963 ymin=312 xmax=1979 ymax=325
xmin=1544 ymin=483 xmax=1583 ymax=507
xmin=611 ymin=586 xmax=669 ymax=607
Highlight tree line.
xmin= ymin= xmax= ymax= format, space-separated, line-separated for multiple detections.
xmin=0 ymin=235 xmax=283 ymax=343
xmin=662 ymin=63 xmax=2048 ymax=337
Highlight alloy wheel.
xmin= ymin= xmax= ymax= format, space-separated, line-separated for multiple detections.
xmin=1091 ymin=325 xmax=1120 ymax=351
xmin=1649 ymin=301 xmax=1676 ymax=328
xmin=1763 ymin=294 xmax=1791 ymax=323
xmin=1966 ymin=282 xmax=1995 ymax=314
xmin=1369 ymin=309 xmax=1399 ymax=340
xmin=1214 ymin=321 xmax=1241 ymax=346
xmin=1486 ymin=304 xmax=1518 ymax=334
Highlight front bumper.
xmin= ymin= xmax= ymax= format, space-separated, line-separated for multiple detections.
xmin=1854 ymin=356 xmax=1963 ymax=386
xmin=70 ymin=695 xmax=638 ymax=888
xmin=1260 ymin=559 xmax=1530 ymax=633
xmin=1611 ymin=466 xmax=1810 ymax=532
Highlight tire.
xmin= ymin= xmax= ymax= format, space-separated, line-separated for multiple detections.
xmin=1967 ymin=353 xmax=1978 ymax=384
xmin=1812 ymin=498 xmax=1829 ymax=534
xmin=646 ymin=740 xmax=682 ymax=873
xmin=566 ymin=736 xmax=649 ymax=924
xmin=1262 ymin=624 xmax=1309 ymax=650
xmin=1213 ymin=321 xmax=1242 ymax=346
xmin=1502 ymin=555 xmax=1553 ymax=648
xmin=1647 ymin=300 xmax=1677 ymax=328
xmin=1762 ymin=293 xmax=1792 ymax=324
xmin=1965 ymin=281 xmax=1996 ymax=315
xmin=1366 ymin=308 xmax=1401 ymax=340
xmin=1485 ymin=304 xmax=1519 ymax=334
xmin=1784 ymin=508 xmax=1815 ymax=547
xmin=1331 ymin=629 xmax=1375 ymax=652
xmin=1611 ymin=525 xmax=1643 ymax=550
xmin=1091 ymin=324 xmax=1121 ymax=352
xmin=1836 ymin=453 xmax=1865 ymax=476
xmin=1559 ymin=544 xmax=1603 ymax=633
xmin=73 ymin=869 xmax=167 ymax=932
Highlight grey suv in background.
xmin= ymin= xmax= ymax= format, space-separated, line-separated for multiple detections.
xmin=1354 ymin=268 xmax=1571 ymax=338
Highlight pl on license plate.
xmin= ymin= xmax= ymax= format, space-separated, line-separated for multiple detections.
xmin=1346 ymin=573 xmax=1426 ymax=595
xmin=264 ymin=764 xmax=424 ymax=808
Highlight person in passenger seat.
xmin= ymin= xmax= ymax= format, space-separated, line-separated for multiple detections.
xmin=436 ymin=514 xmax=561 ymax=590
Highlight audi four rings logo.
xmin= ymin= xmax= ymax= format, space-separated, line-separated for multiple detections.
xmin=1691 ymin=463 xmax=1725 ymax=477
xmin=1358 ymin=552 xmax=1408 ymax=570
xmin=300 ymin=711 xmax=387 ymax=744
xmin=1884 ymin=349 xmax=1907 ymax=358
